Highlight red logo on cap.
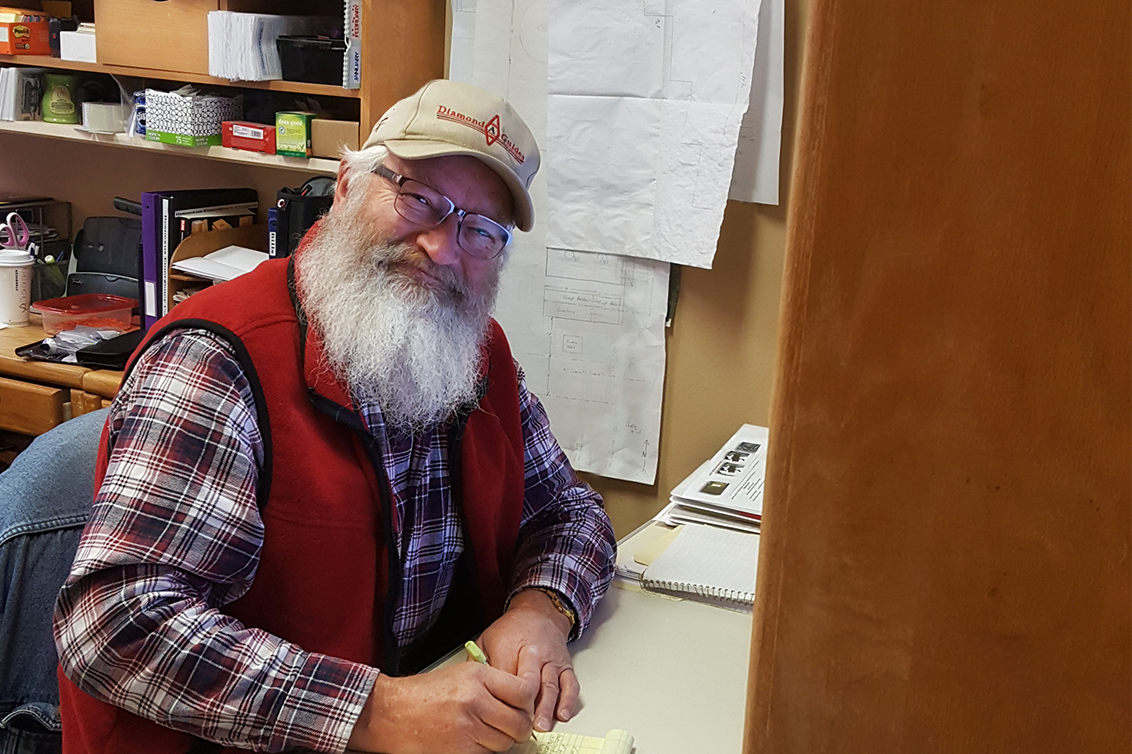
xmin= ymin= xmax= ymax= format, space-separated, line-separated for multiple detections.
xmin=484 ymin=115 xmax=501 ymax=146
xmin=436 ymin=105 xmax=525 ymax=164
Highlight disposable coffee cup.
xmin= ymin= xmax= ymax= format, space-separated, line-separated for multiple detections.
xmin=0 ymin=249 xmax=34 ymax=326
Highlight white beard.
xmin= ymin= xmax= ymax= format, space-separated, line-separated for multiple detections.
xmin=296 ymin=192 xmax=501 ymax=432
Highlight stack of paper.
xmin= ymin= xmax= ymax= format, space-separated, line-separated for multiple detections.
xmin=171 ymin=245 xmax=268 ymax=283
xmin=207 ymin=12 xmax=332 ymax=81
xmin=508 ymin=728 xmax=633 ymax=754
xmin=657 ymin=424 xmax=768 ymax=534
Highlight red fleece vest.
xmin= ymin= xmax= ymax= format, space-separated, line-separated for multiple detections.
xmin=58 ymin=255 xmax=527 ymax=754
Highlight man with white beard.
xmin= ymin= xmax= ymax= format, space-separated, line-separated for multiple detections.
xmin=53 ymin=80 xmax=616 ymax=754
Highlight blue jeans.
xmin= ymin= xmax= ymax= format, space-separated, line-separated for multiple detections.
xmin=0 ymin=409 xmax=107 ymax=754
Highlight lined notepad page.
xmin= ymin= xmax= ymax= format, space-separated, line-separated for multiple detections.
xmin=510 ymin=728 xmax=634 ymax=754
xmin=641 ymin=523 xmax=759 ymax=605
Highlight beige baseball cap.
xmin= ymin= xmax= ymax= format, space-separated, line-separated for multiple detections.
xmin=362 ymin=79 xmax=540 ymax=232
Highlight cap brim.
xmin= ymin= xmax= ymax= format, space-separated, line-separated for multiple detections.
xmin=384 ymin=139 xmax=534 ymax=232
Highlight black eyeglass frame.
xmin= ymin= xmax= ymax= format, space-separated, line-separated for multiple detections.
xmin=371 ymin=163 xmax=514 ymax=260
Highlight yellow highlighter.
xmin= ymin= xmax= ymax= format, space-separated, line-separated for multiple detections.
xmin=464 ymin=640 xmax=488 ymax=665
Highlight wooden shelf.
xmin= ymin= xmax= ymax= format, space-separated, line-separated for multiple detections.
xmin=0 ymin=54 xmax=361 ymax=99
xmin=0 ymin=119 xmax=339 ymax=174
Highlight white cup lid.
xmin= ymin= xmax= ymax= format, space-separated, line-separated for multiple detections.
xmin=0 ymin=249 xmax=34 ymax=266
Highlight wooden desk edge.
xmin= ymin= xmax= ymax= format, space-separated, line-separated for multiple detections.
xmin=82 ymin=370 xmax=124 ymax=400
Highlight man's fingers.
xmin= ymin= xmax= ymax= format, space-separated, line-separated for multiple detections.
xmin=482 ymin=663 xmax=538 ymax=713
xmin=472 ymin=697 xmax=533 ymax=751
xmin=556 ymin=667 xmax=581 ymax=722
xmin=514 ymin=642 xmax=544 ymax=683
xmin=533 ymin=681 xmax=559 ymax=731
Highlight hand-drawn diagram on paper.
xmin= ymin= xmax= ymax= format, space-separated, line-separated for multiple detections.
xmin=453 ymin=0 xmax=670 ymax=484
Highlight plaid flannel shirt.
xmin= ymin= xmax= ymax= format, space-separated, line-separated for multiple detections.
xmin=54 ymin=329 xmax=615 ymax=753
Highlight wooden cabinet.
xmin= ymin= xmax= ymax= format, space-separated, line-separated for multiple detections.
xmin=0 ymin=318 xmax=119 ymax=437
xmin=96 ymin=0 xmax=218 ymax=76
xmin=0 ymin=375 xmax=67 ymax=435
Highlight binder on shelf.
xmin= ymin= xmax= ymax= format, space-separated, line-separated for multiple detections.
xmin=140 ymin=191 xmax=163 ymax=330
xmin=158 ymin=188 xmax=258 ymax=319
xmin=267 ymin=206 xmax=279 ymax=258
xmin=343 ymin=0 xmax=361 ymax=89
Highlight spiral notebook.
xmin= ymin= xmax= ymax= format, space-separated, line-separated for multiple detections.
xmin=641 ymin=523 xmax=759 ymax=607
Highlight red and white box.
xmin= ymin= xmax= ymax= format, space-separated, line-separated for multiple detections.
xmin=221 ymin=121 xmax=277 ymax=154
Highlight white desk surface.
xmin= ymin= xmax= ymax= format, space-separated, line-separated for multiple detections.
xmin=559 ymin=582 xmax=753 ymax=753
xmin=438 ymin=522 xmax=755 ymax=753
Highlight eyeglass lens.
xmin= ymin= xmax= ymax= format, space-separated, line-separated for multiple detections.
xmin=394 ymin=179 xmax=510 ymax=260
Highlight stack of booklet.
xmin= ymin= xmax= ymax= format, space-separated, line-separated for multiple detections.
xmin=617 ymin=424 xmax=769 ymax=610
xmin=657 ymin=423 xmax=767 ymax=534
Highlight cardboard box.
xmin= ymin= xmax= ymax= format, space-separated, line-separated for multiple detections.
xmin=275 ymin=111 xmax=315 ymax=157
xmin=311 ymin=119 xmax=359 ymax=159
xmin=0 ymin=9 xmax=51 ymax=55
xmin=59 ymin=27 xmax=96 ymax=63
xmin=222 ymin=121 xmax=276 ymax=154
xmin=145 ymin=88 xmax=243 ymax=148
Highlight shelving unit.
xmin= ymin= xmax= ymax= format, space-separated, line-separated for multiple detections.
xmin=0 ymin=118 xmax=340 ymax=174
xmin=0 ymin=54 xmax=363 ymax=99
xmin=0 ymin=0 xmax=448 ymax=172
xmin=0 ymin=1 xmax=447 ymax=442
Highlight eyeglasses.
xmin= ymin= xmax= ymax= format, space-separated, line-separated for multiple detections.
xmin=372 ymin=163 xmax=513 ymax=260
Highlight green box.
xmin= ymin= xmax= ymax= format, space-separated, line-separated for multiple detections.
xmin=146 ymin=130 xmax=223 ymax=147
xmin=276 ymin=111 xmax=316 ymax=157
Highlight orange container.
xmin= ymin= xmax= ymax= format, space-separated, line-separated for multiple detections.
xmin=31 ymin=294 xmax=137 ymax=335
xmin=0 ymin=9 xmax=51 ymax=56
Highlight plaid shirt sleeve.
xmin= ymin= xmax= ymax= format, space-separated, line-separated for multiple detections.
xmin=507 ymin=364 xmax=617 ymax=639
xmin=53 ymin=329 xmax=378 ymax=753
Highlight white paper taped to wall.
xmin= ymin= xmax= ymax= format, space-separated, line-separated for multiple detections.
xmin=454 ymin=0 xmax=669 ymax=484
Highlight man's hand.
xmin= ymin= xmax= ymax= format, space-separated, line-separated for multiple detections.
xmin=478 ymin=588 xmax=579 ymax=732
xmin=346 ymin=662 xmax=537 ymax=754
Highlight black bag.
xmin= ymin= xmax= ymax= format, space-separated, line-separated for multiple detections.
xmin=69 ymin=216 xmax=142 ymax=299
xmin=270 ymin=176 xmax=334 ymax=258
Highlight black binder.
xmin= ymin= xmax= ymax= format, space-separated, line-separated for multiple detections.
xmin=270 ymin=176 xmax=334 ymax=258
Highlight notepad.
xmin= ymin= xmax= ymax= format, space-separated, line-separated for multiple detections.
xmin=509 ymin=728 xmax=633 ymax=754
xmin=641 ymin=523 xmax=759 ymax=607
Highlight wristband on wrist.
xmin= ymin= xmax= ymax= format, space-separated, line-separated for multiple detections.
xmin=523 ymin=587 xmax=577 ymax=629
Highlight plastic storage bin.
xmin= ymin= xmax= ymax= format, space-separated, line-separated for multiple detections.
xmin=31 ymin=294 xmax=136 ymax=335
xmin=276 ymin=36 xmax=346 ymax=86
